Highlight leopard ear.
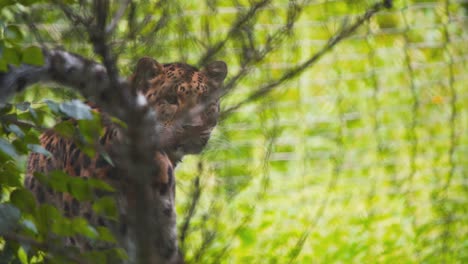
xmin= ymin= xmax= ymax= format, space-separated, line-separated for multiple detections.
xmin=130 ymin=57 xmax=163 ymax=93
xmin=203 ymin=61 xmax=227 ymax=86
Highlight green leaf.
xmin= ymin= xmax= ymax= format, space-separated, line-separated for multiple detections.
xmin=10 ymin=189 xmax=37 ymax=214
xmin=28 ymin=105 xmax=38 ymax=120
xmin=44 ymin=99 xmax=60 ymax=114
xmin=71 ymin=217 xmax=98 ymax=239
xmin=87 ymin=178 xmax=114 ymax=192
xmin=77 ymin=117 xmax=102 ymax=144
xmin=78 ymin=144 xmax=96 ymax=159
xmin=51 ymin=216 xmax=73 ymax=236
xmin=15 ymin=102 xmax=31 ymax=111
xmin=68 ymin=177 xmax=93 ymax=201
xmin=0 ymin=161 xmax=22 ymax=187
xmin=92 ymin=197 xmax=118 ymax=220
xmin=0 ymin=103 xmax=13 ymax=115
xmin=34 ymin=171 xmax=70 ymax=194
xmin=35 ymin=204 xmax=61 ymax=233
xmin=4 ymin=25 xmax=23 ymax=42
xmin=0 ymin=59 xmax=6 ymax=72
xmin=33 ymin=171 xmax=47 ymax=185
xmin=49 ymin=170 xmax=70 ymax=193
xmin=22 ymin=219 xmax=38 ymax=234
xmin=237 ymin=227 xmax=255 ymax=246
xmin=7 ymin=124 xmax=25 ymax=138
xmin=17 ymin=246 xmax=28 ymax=264
xmin=23 ymin=132 xmax=40 ymax=145
xmin=59 ymin=100 xmax=92 ymax=120
xmin=22 ymin=46 xmax=44 ymax=66
xmin=110 ymin=116 xmax=127 ymax=129
xmin=96 ymin=226 xmax=116 ymax=243
xmin=0 ymin=0 xmax=15 ymax=9
xmin=2 ymin=47 xmax=21 ymax=66
xmin=116 ymin=248 xmax=129 ymax=260
xmin=0 ymin=204 xmax=20 ymax=234
xmin=15 ymin=0 xmax=44 ymax=7
xmin=28 ymin=144 xmax=52 ymax=158
xmin=0 ymin=137 xmax=18 ymax=158
xmin=12 ymin=138 xmax=28 ymax=155
xmin=53 ymin=121 xmax=75 ymax=138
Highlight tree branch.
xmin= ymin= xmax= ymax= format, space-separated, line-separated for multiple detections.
xmin=0 ymin=49 xmax=129 ymax=117
xmin=220 ymin=0 xmax=393 ymax=119
xmin=0 ymin=48 xmax=175 ymax=263
xmin=106 ymin=0 xmax=131 ymax=34
xmin=197 ymin=0 xmax=272 ymax=66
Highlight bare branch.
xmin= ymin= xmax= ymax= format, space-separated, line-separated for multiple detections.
xmin=106 ymin=0 xmax=131 ymax=34
xmin=124 ymin=0 xmax=169 ymax=44
xmin=220 ymin=0 xmax=305 ymax=98
xmin=88 ymin=0 xmax=121 ymax=88
xmin=220 ymin=0 xmax=392 ymax=119
xmin=197 ymin=0 xmax=271 ymax=66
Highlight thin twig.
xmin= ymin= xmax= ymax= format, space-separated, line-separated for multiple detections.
xmin=179 ymin=162 xmax=203 ymax=248
xmin=19 ymin=11 xmax=46 ymax=50
xmin=197 ymin=0 xmax=272 ymax=66
xmin=106 ymin=0 xmax=131 ymax=34
xmin=53 ymin=1 xmax=92 ymax=27
xmin=221 ymin=0 xmax=392 ymax=119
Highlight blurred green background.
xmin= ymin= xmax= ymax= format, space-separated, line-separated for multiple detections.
xmin=175 ymin=1 xmax=468 ymax=263
xmin=1 ymin=0 xmax=467 ymax=263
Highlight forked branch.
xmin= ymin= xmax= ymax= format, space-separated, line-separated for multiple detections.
xmin=221 ymin=0 xmax=393 ymax=118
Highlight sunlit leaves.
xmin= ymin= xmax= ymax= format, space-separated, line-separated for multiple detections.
xmin=17 ymin=247 xmax=28 ymax=264
xmin=0 ymin=22 xmax=44 ymax=68
xmin=1 ymin=46 xmax=21 ymax=66
xmin=236 ymin=227 xmax=255 ymax=246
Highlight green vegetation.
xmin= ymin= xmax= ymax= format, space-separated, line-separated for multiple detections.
xmin=0 ymin=0 xmax=467 ymax=263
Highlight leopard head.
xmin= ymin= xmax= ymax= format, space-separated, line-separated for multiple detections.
xmin=129 ymin=57 xmax=227 ymax=162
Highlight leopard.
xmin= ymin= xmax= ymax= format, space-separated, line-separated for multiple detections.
xmin=23 ymin=57 xmax=227 ymax=263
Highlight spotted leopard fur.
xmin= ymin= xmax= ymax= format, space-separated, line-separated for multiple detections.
xmin=24 ymin=57 xmax=227 ymax=262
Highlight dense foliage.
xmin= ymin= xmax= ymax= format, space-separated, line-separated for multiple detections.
xmin=0 ymin=0 xmax=467 ymax=263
